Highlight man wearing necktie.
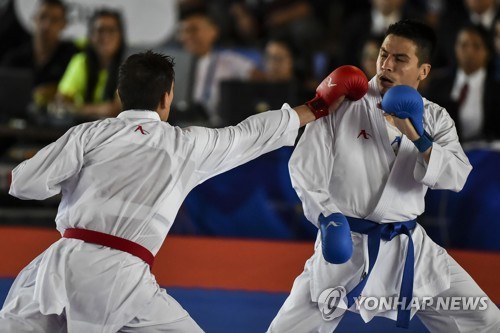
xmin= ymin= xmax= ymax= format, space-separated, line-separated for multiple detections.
xmin=426 ymin=24 xmax=500 ymax=142
xmin=177 ymin=6 xmax=264 ymax=126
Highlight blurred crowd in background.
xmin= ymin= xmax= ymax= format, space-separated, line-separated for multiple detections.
xmin=0 ymin=0 xmax=499 ymax=250
xmin=1 ymin=0 xmax=500 ymax=138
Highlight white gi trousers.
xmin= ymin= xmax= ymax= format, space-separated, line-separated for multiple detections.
xmin=267 ymin=251 xmax=500 ymax=333
xmin=0 ymin=239 xmax=204 ymax=333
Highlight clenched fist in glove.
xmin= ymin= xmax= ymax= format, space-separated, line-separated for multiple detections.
xmin=306 ymin=65 xmax=368 ymax=119
xmin=319 ymin=212 xmax=353 ymax=264
xmin=381 ymin=85 xmax=433 ymax=152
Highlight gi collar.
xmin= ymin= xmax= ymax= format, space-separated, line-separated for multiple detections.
xmin=117 ymin=110 xmax=161 ymax=121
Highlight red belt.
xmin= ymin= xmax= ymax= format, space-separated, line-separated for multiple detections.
xmin=63 ymin=228 xmax=154 ymax=269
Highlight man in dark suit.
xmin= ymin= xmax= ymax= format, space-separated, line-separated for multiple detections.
xmin=425 ymin=23 xmax=500 ymax=142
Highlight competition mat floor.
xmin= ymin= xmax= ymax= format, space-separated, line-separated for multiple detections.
xmin=1 ymin=227 xmax=499 ymax=332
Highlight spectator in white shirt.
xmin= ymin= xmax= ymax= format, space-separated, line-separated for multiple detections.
xmin=425 ymin=23 xmax=500 ymax=141
xmin=177 ymin=5 xmax=264 ymax=126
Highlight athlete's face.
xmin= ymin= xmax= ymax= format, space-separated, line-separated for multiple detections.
xmin=376 ymin=34 xmax=430 ymax=95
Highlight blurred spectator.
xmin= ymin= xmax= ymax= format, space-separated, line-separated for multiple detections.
xmin=494 ymin=15 xmax=500 ymax=81
xmin=227 ymin=1 xmax=263 ymax=47
xmin=53 ymin=9 xmax=125 ymax=121
xmin=175 ymin=0 xmax=236 ymax=47
xmin=1 ymin=0 xmax=78 ymax=110
xmin=434 ymin=0 xmax=499 ymax=69
xmin=465 ymin=0 xmax=499 ymax=28
xmin=261 ymin=0 xmax=324 ymax=52
xmin=258 ymin=36 xmax=313 ymax=103
xmin=424 ymin=24 xmax=500 ymax=142
xmin=257 ymin=0 xmax=324 ymax=81
xmin=421 ymin=0 xmax=445 ymax=28
xmin=224 ymin=0 xmax=324 ymax=49
xmin=262 ymin=37 xmax=300 ymax=82
xmin=0 ymin=0 xmax=30 ymax=62
xmin=335 ymin=0 xmax=424 ymax=68
xmin=360 ymin=35 xmax=384 ymax=79
xmin=176 ymin=5 xmax=263 ymax=126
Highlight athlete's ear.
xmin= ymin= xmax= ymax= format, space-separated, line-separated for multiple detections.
xmin=163 ymin=84 xmax=174 ymax=110
xmin=159 ymin=92 xmax=167 ymax=108
xmin=418 ymin=63 xmax=431 ymax=81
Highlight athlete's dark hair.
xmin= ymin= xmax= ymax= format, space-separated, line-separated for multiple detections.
xmin=118 ymin=51 xmax=175 ymax=111
xmin=386 ymin=19 xmax=437 ymax=65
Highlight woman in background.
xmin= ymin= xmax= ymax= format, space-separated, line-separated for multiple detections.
xmin=263 ymin=37 xmax=297 ymax=82
xmin=424 ymin=24 xmax=500 ymax=142
xmin=261 ymin=36 xmax=315 ymax=101
xmin=55 ymin=9 xmax=125 ymax=120
xmin=359 ymin=36 xmax=383 ymax=80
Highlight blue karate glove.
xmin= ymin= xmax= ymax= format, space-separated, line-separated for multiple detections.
xmin=319 ymin=213 xmax=353 ymax=264
xmin=381 ymin=85 xmax=433 ymax=152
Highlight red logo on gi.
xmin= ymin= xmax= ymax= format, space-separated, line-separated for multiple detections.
xmin=357 ymin=129 xmax=371 ymax=139
xmin=134 ymin=125 xmax=149 ymax=135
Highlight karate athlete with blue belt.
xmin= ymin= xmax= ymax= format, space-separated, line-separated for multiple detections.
xmin=268 ymin=19 xmax=500 ymax=333
xmin=0 ymin=51 xmax=368 ymax=332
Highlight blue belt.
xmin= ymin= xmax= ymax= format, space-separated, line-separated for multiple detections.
xmin=345 ymin=217 xmax=417 ymax=329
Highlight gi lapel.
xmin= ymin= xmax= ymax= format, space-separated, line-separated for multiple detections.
xmin=365 ymin=136 xmax=416 ymax=222
xmin=363 ymin=79 xmax=418 ymax=221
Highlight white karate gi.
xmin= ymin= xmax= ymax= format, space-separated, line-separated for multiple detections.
xmin=268 ymin=79 xmax=500 ymax=333
xmin=0 ymin=107 xmax=300 ymax=333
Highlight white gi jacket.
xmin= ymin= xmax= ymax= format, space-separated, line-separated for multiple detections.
xmin=289 ymin=78 xmax=472 ymax=323
xmin=8 ymin=107 xmax=299 ymax=331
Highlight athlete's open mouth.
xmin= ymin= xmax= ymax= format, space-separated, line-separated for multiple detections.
xmin=379 ymin=75 xmax=394 ymax=84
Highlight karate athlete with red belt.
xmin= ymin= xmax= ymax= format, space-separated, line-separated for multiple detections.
xmin=268 ymin=19 xmax=500 ymax=333
xmin=0 ymin=51 xmax=368 ymax=332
